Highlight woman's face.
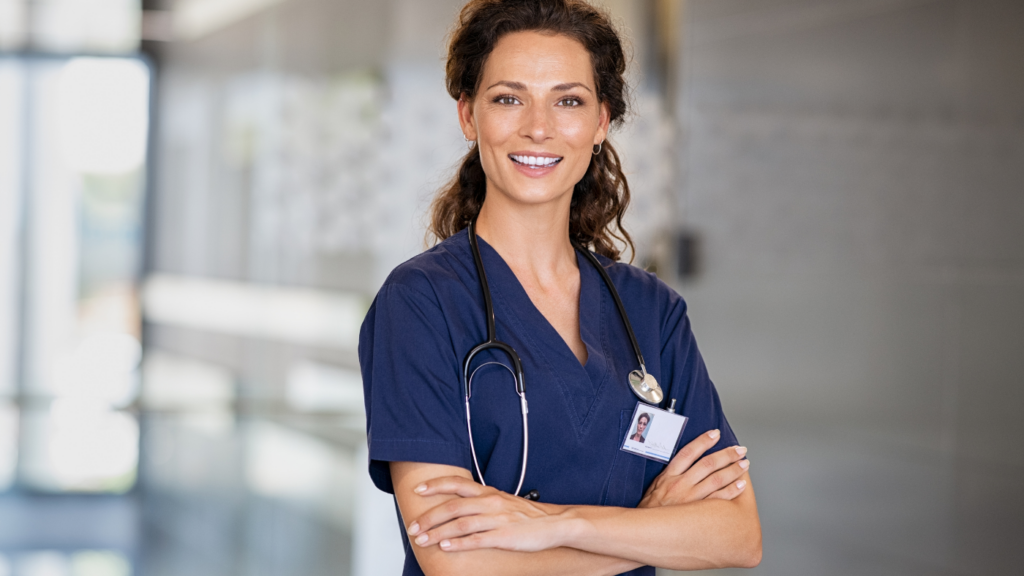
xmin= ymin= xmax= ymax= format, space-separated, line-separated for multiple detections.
xmin=459 ymin=30 xmax=610 ymax=210
xmin=637 ymin=417 xmax=648 ymax=435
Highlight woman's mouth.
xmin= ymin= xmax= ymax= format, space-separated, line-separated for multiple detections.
xmin=509 ymin=154 xmax=562 ymax=169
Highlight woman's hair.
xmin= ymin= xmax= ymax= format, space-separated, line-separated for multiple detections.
xmin=430 ymin=0 xmax=634 ymax=261
xmin=638 ymin=413 xmax=650 ymax=425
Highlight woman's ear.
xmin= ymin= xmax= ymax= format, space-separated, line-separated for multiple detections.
xmin=594 ymin=101 xmax=611 ymax=146
xmin=457 ymin=95 xmax=477 ymax=141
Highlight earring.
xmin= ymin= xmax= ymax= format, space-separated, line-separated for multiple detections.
xmin=593 ymin=142 xmax=603 ymax=155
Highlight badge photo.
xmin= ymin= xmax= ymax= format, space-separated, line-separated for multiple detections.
xmin=620 ymin=402 xmax=689 ymax=463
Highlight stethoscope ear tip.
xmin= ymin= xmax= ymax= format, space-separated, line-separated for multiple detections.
xmin=522 ymin=489 xmax=540 ymax=501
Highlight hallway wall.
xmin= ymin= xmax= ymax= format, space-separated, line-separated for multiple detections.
xmin=669 ymin=1 xmax=1024 ymax=574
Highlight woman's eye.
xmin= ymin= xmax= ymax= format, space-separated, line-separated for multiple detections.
xmin=558 ymin=97 xmax=583 ymax=107
xmin=495 ymin=95 xmax=519 ymax=105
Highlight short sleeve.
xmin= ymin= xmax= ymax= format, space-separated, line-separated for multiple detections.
xmin=358 ymin=281 xmax=472 ymax=493
xmin=659 ymin=292 xmax=740 ymax=455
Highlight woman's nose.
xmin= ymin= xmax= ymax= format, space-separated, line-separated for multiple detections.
xmin=521 ymin=103 xmax=553 ymax=141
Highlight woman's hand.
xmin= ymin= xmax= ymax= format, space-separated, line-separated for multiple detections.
xmin=406 ymin=476 xmax=572 ymax=553
xmin=639 ymin=429 xmax=749 ymax=509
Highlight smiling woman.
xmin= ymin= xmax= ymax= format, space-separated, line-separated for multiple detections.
xmin=431 ymin=0 xmax=632 ymax=262
xmin=358 ymin=2 xmax=761 ymax=575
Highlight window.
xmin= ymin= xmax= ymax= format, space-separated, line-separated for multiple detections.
xmin=0 ymin=55 xmax=149 ymax=494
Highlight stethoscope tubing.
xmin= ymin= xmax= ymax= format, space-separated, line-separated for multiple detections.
xmin=464 ymin=359 xmax=528 ymax=496
xmin=573 ymin=243 xmax=649 ymax=377
xmin=461 ymin=219 xmax=661 ymax=499
xmin=463 ymin=221 xmax=529 ymax=496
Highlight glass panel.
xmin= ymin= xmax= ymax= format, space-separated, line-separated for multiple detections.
xmin=19 ymin=57 xmax=149 ymax=492
xmin=0 ymin=58 xmax=21 ymax=399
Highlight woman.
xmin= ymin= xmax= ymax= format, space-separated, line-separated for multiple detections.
xmin=358 ymin=1 xmax=761 ymax=574
xmin=629 ymin=414 xmax=651 ymax=443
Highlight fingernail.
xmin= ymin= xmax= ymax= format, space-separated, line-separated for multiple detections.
xmin=735 ymin=446 xmax=747 ymax=456
xmin=739 ymin=459 xmax=750 ymax=470
xmin=414 ymin=484 xmax=427 ymax=494
xmin=708 ymin=429 xmax=720 ymax=439
xmin=439 ymin=540 xmax=451 ymax=550
xmin=408 ymin=522 xmax=419 ymax=535
xmin=415 ymin=534 xmax=428 ymax=545
xmin=737 ymin=480 xmax=746 ymax=490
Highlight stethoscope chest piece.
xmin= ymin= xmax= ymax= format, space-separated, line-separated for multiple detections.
xmin=628 ymin=369 xmax=664 ymax=404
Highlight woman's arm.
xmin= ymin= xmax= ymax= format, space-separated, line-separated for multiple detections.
xmin=398 ymin=430 xmax=761 ymax=574
xmin=565 ymin=481 xmax=761 ymax=570
xmin=411 ymin=472 xmax=760 ymax=571
xmin=392 ymin=461 xmax=642 ymax=576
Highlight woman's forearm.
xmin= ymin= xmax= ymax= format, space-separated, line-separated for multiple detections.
xmin=560 ymin=482 xmax=762 ymax=570
xmin=425 ymin=485 xmax=759 ymax=574
xmin=417 ymin=547 xmax=640 ymax=576
xmin=398 ymin=463 xmax=760 ymax=573
xmin=394 ymin=461 xmax=641 ymax=576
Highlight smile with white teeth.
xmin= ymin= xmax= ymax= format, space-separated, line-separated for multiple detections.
xmin=510 ymin=154 xmax=562 ymax=168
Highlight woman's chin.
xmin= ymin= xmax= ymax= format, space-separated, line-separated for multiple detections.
xmin=488 ymin=182 xmax=573 ymax=208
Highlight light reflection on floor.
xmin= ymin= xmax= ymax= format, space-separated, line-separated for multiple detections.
xmin=1 ymin=550 xmax=129 ymax=576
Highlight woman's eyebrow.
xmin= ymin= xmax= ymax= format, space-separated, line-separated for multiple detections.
xmin=486 ymin=80 xmax=527 ymax=91
xmin=484 ymin=80 xmax=594 ymax=94
xmin=552 ymin=82 xmax=593 ymax=94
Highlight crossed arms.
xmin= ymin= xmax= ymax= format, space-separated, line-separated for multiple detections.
xmin=390 ymin=429 xmax=762 ymax=575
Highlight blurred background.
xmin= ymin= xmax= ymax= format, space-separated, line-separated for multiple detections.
xmin=0 ymin=0 xmax=1021 ymax=575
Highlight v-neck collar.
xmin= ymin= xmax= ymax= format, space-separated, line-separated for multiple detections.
xmin=473 ymin=234 xmax=612 ymax=429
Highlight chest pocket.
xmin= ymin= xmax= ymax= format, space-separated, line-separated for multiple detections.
xmin=601 ymin=408 xmax=649 ymax=507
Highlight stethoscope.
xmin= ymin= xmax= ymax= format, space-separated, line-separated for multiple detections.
xmin=462 ymin=219 xmax=666 ymax=499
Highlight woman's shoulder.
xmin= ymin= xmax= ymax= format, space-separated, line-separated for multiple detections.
xmin=595 ymin=252 xmax=688 ymax=315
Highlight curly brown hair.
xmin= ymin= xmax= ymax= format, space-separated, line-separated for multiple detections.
xmin=429 ymin=0 xmax=634 ymax=261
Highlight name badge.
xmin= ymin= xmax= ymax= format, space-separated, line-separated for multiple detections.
xmin=620 ymin=402 xmax=688 ymax=463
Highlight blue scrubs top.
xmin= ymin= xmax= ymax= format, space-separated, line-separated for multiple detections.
xmin=358 ymin=228 xmax=739 ymax=576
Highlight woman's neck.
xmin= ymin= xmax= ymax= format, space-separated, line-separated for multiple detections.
xmin=474 ymin=193 xmax=577 ymax=286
